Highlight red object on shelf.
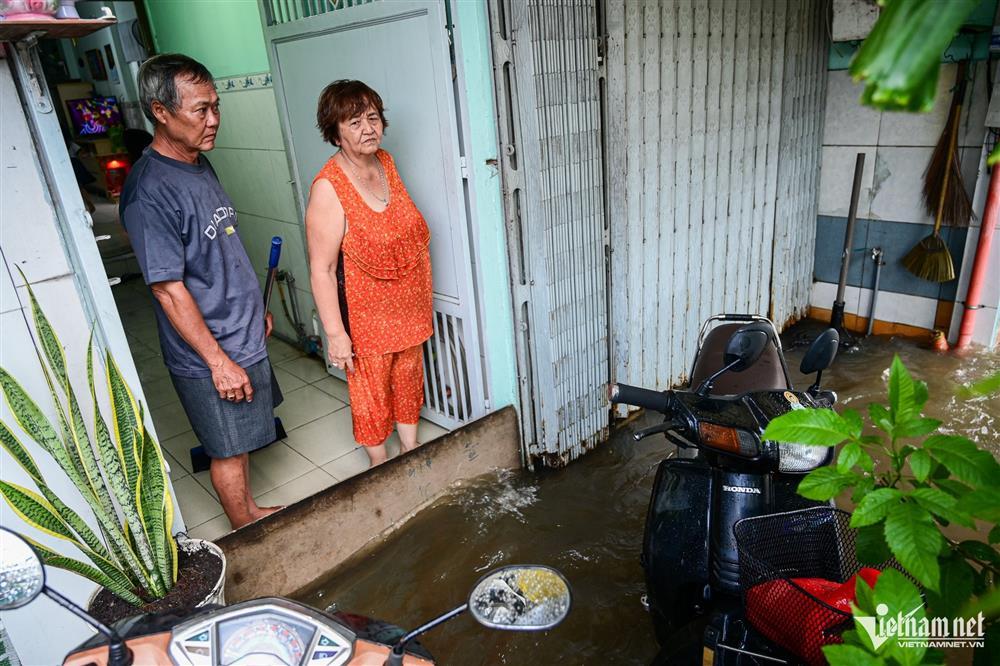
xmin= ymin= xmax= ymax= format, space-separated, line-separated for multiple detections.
xmin=745 ymin=567 xmax=882 ymax=666
xmin=100 ymin=154 xmax=130 ymax=199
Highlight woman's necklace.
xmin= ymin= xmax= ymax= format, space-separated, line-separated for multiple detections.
xmin=340 ymin=151 xmax=389 ymax=205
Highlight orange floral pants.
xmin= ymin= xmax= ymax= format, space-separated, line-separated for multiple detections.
xmin=347 ymin=344 xmax=425 ymax=446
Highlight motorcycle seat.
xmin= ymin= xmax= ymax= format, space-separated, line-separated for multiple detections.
xmin=688 ymin=323 xmax=790 ymax=394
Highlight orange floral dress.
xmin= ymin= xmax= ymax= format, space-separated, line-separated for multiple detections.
xmin=313 ymin=149 xmax=433 ymax=357
xmin=313 ymin=150 xmax=433 ymax=445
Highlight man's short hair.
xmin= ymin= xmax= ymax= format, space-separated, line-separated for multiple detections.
xmin=138 ymin=54 xmax=214 ymax=123
xmin=316 ymin=80 xmax=388 ymax=146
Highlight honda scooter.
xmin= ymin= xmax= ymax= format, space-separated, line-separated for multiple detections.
xmin=609 ymin=314 xmax=840 ymax=664
xmin=0 ymin=527 xmax=570 ymax=666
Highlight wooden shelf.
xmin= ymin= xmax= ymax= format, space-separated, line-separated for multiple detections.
xmin=0 ymin=18 xmax=116 ymax=42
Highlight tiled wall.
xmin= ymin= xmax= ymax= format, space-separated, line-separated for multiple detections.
xmin=207 ymin=73 xmax=316 ymax=342
xmin=813 ymin=62 xmax=990 ymax=332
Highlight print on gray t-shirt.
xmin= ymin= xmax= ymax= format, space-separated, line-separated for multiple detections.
xmin=120 ymin=148 xmax=266 ymax=378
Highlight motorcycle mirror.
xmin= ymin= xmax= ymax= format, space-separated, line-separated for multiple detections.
xmin=723 ymin=327 xmax=770 ymax=373
xmin=0 ymin=527 xmax=45 ymax=610
xmin=800 ymin=328 xmax=839 ymax=375
xmin=468 ymin=565 xmax=571 ymax=631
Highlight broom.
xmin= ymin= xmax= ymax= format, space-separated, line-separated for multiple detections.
xmin=903 ymin=67 xmax=969 ymax=282
xmin=922 ymin=61 xmax=973 ymax=228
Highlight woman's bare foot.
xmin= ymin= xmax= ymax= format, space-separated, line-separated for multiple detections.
xmin=365 ymin=443 xmax=389 ymax=466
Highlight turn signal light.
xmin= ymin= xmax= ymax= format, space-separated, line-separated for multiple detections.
xmin=698 ymin=423 xmax=759 ymax=457
xmin=698 ymin=423 xmax=741 ymax=453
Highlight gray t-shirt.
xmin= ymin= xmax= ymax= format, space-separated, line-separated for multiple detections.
xmin=120 ymin=148 xmax=266 ymax=378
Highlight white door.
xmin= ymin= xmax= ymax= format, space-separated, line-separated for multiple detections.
xmin=260 ymin=0 xmax=486 ymax=429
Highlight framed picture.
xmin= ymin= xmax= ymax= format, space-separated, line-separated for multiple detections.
xmin=104 ymin=44 xmax=119 ymax=83
xmin=85 ymin=48 xmax=107 ymax=81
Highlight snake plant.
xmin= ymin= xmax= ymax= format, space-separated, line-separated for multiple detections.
xmin=0 ymin=277 xmax=176 ymax=606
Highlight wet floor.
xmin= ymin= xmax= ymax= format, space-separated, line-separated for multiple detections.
xmin=298 ymin=327 xmax=1000 ymax=665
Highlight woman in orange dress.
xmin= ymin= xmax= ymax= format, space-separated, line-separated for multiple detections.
xmin=306 ymin=80 xmax=433 ymax=466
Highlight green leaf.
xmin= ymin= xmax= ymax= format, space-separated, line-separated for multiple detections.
xmin=990 ymin=525 xmax=1000 ymax=545
xmin=962 ymin=372 xmax=1000 ymax=398
xmin=884 ymin=501 xmax=943 ymax=591
xmin=911 ymin=487 xmax=975 ymax=528
xmin=842 ymin=409 xmax=864 ymax=439
xmin=855 ymin=574 xmax=877 ymax=615
xmin=822 ymin=644 xmax=885 ymax=666
xmin=0 ymin=426 xmax=49 ymax=501
xmin=958 ymin=540 xmax=1000 ymax=567
xmin=926 ymin=551 xmax=975 ymax=618
xmin=851 ymin=488 xmax=903 ymax=527
xmin=838 ymin=441 xmax=869 ymax=472
xmin=852 ymin=474 xmax=877 ymax=504
xmin=23 ymin=280 xmax=70 ymax=392
xmin=870 ymin=568 xmax=928 ymax=664
xmin=909 ymin=448 xmax=932 ymax=482
xmin=958 ymin=488 xmax=1000 ymax=522
xmin=138 ymin=427 xmax=171 ymax=585
xmin=868 ymin=404 xmax=893 ymax=435
xmin=924 ymin=435 xmax=1000 ymax=486
xmin=0 ymin=367 xmax=70 ymax=475
xmin=24 ymin=536 xmax=143 ymax=606
xmin=88 ymin=339 xmax=153 ymax=574
xmin=762 ymin=407 xmax=853 ymax=446
xmin=934 ymin=478 xmax=972 ymax=499
xmin=107 ymin=352 xmax=141 ymax=494
xmin=857 ymin=523 xmax=893 ymax=565
xmin=912 ymin=380 xmax=929 ymax=412
xmin=0 ymin=480 xmax=78 ymax=543
xmin=894 ymin=417 xmax=941 ymax=439
xmin=888 ymin=355 xmax=918 ymax=425
xmin=797 ymin=467 xmax=858 ymax=501
xmin=988 ymin=142 xmax=1000 ymax=168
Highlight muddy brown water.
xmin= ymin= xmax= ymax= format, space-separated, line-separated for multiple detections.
xmin=298 ymin=330 xmax=1000 ymax=665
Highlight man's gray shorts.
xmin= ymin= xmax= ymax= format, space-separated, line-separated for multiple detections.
xmin=170 ymin=357 xmax=284 ymax=459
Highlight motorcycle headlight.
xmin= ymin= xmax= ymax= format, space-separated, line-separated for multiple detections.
xmin=777 ymin=442 xmax=830 ymax=473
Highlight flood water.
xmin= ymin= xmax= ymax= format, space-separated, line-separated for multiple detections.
xmin=298 ymin=328 xmax=1000 ymax=665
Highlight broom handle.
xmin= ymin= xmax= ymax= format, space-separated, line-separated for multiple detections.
xmin=934 ymin=64 xmax=968 ymax=235
xmin=934 ymin=103 xmax=961 ymax=235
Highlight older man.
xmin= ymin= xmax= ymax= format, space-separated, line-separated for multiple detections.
xmin=121 ymin=54 xmax=281 ymax=529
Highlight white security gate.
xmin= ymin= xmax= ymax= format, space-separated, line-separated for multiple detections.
xmin=490 ymin=0 xmax=610 ymax=467
xmin=259 ymin=0 xmax=486 ymax=429
xmin=606 ymin=0 xmax=828 ymax=393
xmin=492 ymin=0 xmax=828 ymax=466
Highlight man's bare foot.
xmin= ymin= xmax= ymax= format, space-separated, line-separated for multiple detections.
xmin=249 ymin=505 xmax=284 ymax=522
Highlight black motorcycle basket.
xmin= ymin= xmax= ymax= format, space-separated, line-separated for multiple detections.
xmin=733 ymin=507 xmax=906 ymax=665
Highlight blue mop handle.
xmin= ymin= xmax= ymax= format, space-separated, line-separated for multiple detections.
xmin=263 ymin=236 xmax=282 ymax=313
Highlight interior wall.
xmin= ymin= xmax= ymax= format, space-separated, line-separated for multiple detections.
xmin=812 ymin=61 xmax=989 ymax=335
xmin=142 ymin=0 xmax=313 ymax=342
xmin=143 ymin=0 xmax=269 ymax=78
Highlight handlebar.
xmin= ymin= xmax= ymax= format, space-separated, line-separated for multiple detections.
xmin=608 ymin=383 xmax=670 ymax=413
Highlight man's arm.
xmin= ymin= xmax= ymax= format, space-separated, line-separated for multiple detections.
xmin=150 ymin=280 xmax=254 ymax=403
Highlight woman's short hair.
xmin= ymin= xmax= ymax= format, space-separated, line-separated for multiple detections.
xmin=316 ymin=80 xmax=388 ymax=146
xmin=138 ymin=54 xmax=214 ymax=123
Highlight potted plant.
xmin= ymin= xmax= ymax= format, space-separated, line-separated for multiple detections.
xmin=763 ymin=358 xmax=1000 ymax=664
xmin=0 ymin=279 xmax=225 ymax=625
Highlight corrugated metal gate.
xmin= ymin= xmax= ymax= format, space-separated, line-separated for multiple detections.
xmin=489 ymin=0 xmax=610 ymax=467
xmin=607 ymin=0 xmax=828 ymax=393
xmin=492 ymin=0 xmax=828 ymax=466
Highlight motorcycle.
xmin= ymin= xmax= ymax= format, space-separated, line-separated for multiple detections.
xmin=609 ymin=314 xmax=840 ymax=664
xmin=0 ymin=527 xmax=571 ymax=666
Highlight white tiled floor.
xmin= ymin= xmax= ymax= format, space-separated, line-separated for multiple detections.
xmin=109 ymin=279 xmax=449 ymax=543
